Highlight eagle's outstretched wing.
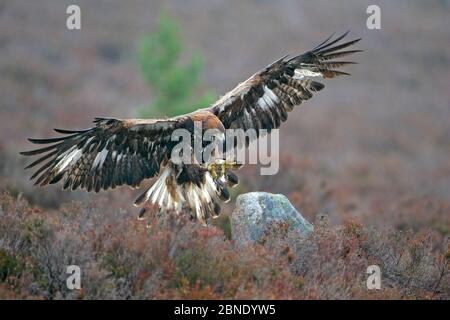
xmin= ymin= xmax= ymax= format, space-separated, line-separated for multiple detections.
xmin=21 ymin=117 xmax=191 ymax=192
xmin=208 ymin=32 xmax=361 ymax=146
xmin=21 ymin=32 xmax=361 ymax=224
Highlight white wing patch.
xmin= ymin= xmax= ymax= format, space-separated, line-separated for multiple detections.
xmin=293 ymin=69 xmax=322 ymax=79
xmin=55 ymin=147 xmax=83 ymax=174
xmin=263 ymin=85 xmax=280 ymax=104
xmin=92 ymin=148 xmax=109 ymax=171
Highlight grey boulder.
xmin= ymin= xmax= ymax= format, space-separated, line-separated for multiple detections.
xmin=231 ymin=192 xmax=313 ymax=247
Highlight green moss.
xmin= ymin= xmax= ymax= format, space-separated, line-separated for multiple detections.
xmin=0 ymin=249 xmax=24 ymax=281
xmin=174 ymin=248 xmax=202 ymax=285
xmin=101 ymin=253 xmax=129 ymax=279
xmin=22 ymin=217 xmax=54 ymax=245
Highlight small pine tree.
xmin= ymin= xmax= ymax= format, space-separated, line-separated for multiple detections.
xmin=138 ymin=12 xmax=215 ymax=118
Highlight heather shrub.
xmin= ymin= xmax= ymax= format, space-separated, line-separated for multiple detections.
xmin=0 ymin=193 xmax=448 ymax=299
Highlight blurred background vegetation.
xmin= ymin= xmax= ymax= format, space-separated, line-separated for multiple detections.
xmin=138 ymin=11 xmax=215 ymax=118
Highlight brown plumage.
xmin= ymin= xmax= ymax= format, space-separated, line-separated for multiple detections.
xmin=21 ymin=32 xmax=361 ymax=224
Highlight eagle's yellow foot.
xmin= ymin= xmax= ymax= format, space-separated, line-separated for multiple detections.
xmin=207 ymin=163 xmax=219 ymax=179
xmin=207 ymin=160 xmax=240 ymax=180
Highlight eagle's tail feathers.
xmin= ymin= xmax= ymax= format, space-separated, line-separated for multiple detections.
xmin=134 ymin=165 xmax=232 ymax=225
xmin=133 ymin=166 xmax=173 ymax=207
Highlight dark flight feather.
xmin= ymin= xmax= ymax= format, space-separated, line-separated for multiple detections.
xmin=21 ymin=117 xmax=190 ymax=192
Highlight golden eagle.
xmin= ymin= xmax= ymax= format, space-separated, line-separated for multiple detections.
xmin=21 ymin=32 xmax=361 ymax=224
